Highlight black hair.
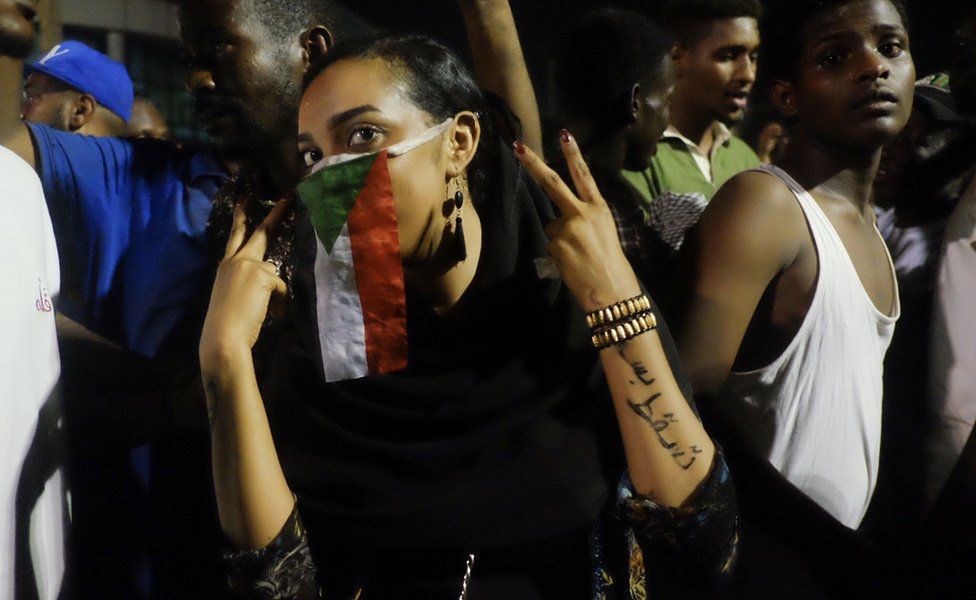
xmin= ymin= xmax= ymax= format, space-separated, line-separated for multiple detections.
xmin=247 ymin=0 xmax=336 ymax=42
xmin=663 ymin=0 xmax=763 ymax=47
xmin=557 ymin=9 xmax=673 ymax=126
xmin=303 ymin=34 xmax=497 ymax=210
xmin=759 ymin=0 xmax=909 ymax=83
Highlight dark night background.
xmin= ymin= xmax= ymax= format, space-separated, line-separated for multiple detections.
xmin=335 ymin=0 xmax=968 ymax=116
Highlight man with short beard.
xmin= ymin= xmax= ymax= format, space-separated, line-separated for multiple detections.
xmin=22 ymin=40 xmax=134 ymax=138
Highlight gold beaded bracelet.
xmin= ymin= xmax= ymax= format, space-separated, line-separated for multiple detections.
xmin=590 ymin=311 xmax=657 ymax=350
xmin=584 ymin=294 xmax=653 ymax=330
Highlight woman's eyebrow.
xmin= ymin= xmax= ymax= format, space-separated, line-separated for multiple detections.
xmin=329 ymin=104 xmax=382 ymax=128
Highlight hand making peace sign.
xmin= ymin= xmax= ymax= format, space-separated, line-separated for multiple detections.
xmin=513 ymin=131 xmax=644 ymax=314
xmin=200 ymin=199 xmax=292 ymax=359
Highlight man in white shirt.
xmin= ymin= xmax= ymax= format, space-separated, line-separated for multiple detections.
xmin=0 ymin=1 xmax=67 ymax=598
xmin=927 ymin=169 xmax=976 ymax=504
xmin=924 ymin=6 xmax=976 ymax=511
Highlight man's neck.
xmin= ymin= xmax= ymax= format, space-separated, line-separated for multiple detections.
xmin=778 ymin=130 xmax=883 ymax=213
xmin=567 ymin=119 xmax=627 ymax=174
xmin=669 ymin=99 xmax=717 ymax=155
xmin=0 ymin=55 xmax=26 ymax=141
xmin=232 ymin=137 xmax=305 ymax=198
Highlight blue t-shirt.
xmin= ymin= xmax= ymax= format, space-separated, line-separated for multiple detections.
xmin=28 ymin=124 xmax=228 ymax=357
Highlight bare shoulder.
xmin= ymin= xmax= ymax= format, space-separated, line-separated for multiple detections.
xmin=0 ymin=121 xmax=36 ymax=170
xmin=705 ymin=169 xmax=803 ymax=224
xmin=696 ymin=169 xmax=808 ymax=267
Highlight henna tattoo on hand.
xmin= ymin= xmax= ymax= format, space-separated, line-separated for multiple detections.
xmin=668 ymin=445 xmax=704 ymax=470
xmin=618 ymin=342 xmax=703 ymax=470
xmin=619 ymin=345 xmax=656 ymax=386
xmin=627 ymin=393 xmax=662 ymax=421
xmin=627 ymin=397 xmax=700 ymax=470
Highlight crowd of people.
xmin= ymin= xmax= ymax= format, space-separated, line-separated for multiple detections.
xmin=1 ymin=0 xmax=974 ymax=598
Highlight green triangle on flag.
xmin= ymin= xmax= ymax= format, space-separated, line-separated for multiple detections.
xmin=298 ymin=153 xmax=380 ymax=253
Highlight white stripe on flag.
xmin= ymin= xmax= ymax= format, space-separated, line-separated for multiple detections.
xmin=314 ymin=224 xmax=369 ymax=381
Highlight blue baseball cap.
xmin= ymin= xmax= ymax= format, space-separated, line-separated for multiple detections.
xmin=25 ymin=41 xmax=134 ymax=122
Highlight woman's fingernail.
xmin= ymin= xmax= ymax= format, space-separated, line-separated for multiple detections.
xmin=513 ymin=140 xmax=527 ymax=155
xmin=560 ymin=129 xmax=573 ymax=145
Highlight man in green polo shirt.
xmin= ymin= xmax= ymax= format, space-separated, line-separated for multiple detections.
xmin=623 ymin=0 xmax=761 ymax=251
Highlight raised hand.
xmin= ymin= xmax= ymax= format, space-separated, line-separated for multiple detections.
xmin=513 ymin=131 xmax=642 ymax=312
xmin=514 ymin=131 xmax=718 ymax=506
xmin=200 ymin=199 xmax=290 ymax=363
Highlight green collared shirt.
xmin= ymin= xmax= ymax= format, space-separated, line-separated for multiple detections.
xmin=622 ymin=123 xmax=760 ymax=206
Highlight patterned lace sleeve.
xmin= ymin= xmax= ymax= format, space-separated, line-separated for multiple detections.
xmin=616 ymin=447 xmax=739 ymax=594
xmin=222 ymin=505 xmax=321 ymax=599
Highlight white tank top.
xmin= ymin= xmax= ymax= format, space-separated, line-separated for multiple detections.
xmin=719 ymin=165 xmax=900 ymax=529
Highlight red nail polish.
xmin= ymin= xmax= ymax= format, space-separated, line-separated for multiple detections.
xmin=513 ymin=140 xmax=527 ymax=155
xmin=560 ymin=129 xmax=572 ymax=144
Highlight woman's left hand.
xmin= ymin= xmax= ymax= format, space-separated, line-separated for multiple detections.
xmin=514 ymin=132 xmax=642 ymax=312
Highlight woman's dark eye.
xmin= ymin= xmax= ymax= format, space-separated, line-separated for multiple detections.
xmin=302 ymin=148 xmax=323 ymax=167
xmin=348 ymin=126 xmax=382 ymax=148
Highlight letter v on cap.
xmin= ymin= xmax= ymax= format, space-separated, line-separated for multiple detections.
xmin=38 ymin=44 xmax=70 ymax=66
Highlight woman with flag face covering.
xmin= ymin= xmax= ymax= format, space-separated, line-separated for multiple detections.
xmin=199 ymin=34 xmax=737 ymax=599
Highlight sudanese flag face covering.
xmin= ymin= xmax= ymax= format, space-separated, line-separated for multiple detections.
xmin=295 ymin=119 xmax=452 ymax=382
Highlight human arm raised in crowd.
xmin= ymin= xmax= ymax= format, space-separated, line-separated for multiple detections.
xmin=515 ymin=131 xmax=715 ymax=507
xmin=199 ymin=199 xmax=296 ymax=551
xmin=458 ymin=0 xmax=543 ymax=156
xmin=515 ymin=133 xmax=739 ymax=590
xmin=200 ymin=199 xmax=322 ymax=599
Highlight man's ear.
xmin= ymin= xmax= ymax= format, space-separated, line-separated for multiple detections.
xmin=769 ymin=79 xmax=797 ymax=119
xmin=301 ymin=25 xmax=334 ymax=67
xmin=446 ymin=111 xmax=481 ymax=178
xmin=68 ymin=94 xmax=97 ymax=132
xmin=628 ymin=83 xmax=642 ymax=122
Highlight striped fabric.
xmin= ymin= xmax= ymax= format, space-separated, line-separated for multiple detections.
xmin=296 ymin=151 xmax=408 ymax=382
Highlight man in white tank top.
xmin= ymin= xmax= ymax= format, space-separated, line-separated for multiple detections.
xmin=669 ymin=0 xmax=911 ymax=594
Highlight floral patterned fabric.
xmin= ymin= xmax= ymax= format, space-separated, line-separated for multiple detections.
xmin=224 ymin=506 xmax=320 ymax=600
xmin=223 ymin=451 xmax=737 ymax=599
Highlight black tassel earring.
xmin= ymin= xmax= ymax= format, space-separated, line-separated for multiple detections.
xmin=453 ymin=181 xmax=467 ymax=262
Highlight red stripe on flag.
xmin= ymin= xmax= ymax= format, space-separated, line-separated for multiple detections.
xmin=347 ymin=152 xmax=409 ymax=374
